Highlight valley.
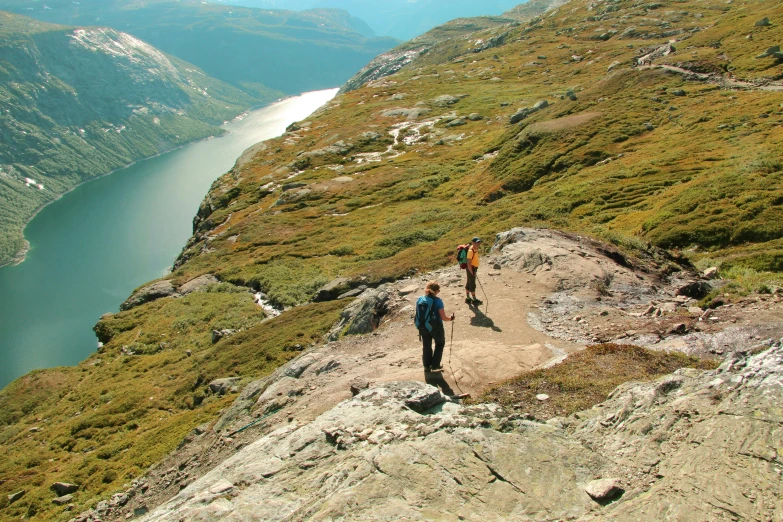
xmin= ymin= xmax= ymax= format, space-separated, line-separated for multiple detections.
xmin=0 ymin=0 xmax=782 ymax=519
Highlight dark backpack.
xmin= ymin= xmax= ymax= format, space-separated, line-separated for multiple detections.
xmin=456 ymin=244 xmax=469 ymax=269
xmin=414 ymin=295 xmax=436 ymax=332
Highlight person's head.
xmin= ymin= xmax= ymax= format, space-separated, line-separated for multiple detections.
xmin=471 ymin=237 xmax=482 ymax=247
xmin=425 ymin=281 xmax=440 ymax=296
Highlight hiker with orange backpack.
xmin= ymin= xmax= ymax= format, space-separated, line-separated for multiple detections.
xmin=463 ymin=237 xmax=482 ymax=305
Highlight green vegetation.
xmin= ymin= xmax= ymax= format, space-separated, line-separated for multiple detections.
xmin=1 ymin=0 xmax=782 ymax=517
xmin=0 ymin=291 xmax=344 ymax=519
xmin=474 ymin=344 xmax=720 ymax=419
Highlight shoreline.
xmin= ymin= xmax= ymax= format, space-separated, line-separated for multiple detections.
xmin=0 ymin=94 xmax=309 ymax=269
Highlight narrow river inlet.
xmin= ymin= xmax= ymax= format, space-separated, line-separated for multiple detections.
xmin=0 ymin=89 xmax=337 ymax=389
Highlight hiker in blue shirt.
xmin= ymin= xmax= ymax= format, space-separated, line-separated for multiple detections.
xmin=415 ymin=281 xmax=455 ymax=373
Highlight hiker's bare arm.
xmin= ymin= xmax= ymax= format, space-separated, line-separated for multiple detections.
xmin=438 ymin=309 xmax=454 ymax=321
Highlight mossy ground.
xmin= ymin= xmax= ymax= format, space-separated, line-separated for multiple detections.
xmin=474 ymin=344 xmax=720 ymax=419
xmin=1 ymin=0 xmax=782 ymax=517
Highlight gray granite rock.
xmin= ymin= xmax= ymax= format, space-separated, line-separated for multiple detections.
xmin=178 ymin=274 xmax=219 ymax=295
xmin=120 ymin=280 xmax=176 ymax=311
xmin=51 ymin=482 xmax=79 ymax=496
xmin=209 ymin=378 xmax=241 ymax=395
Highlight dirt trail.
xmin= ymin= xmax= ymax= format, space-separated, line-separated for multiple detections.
xmin=307 ymin=265 xmax=581 ymax=410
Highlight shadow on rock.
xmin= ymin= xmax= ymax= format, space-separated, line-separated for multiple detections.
xmin=424 ymin=371 xmax=455 ymax=397
xmin=469 ymin=305 xmax=502 ymax=332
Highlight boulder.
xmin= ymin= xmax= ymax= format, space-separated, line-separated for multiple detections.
xmin=52 ymin=494 xmax=73 ymax=505
xmin=756 ymin=45 xmax=780 ymax=58
xmin=444 ymin=118 xmax=466 ymax=128
xmin=675 ymin=281 xmax=712 ymax=299
xmin=510 ymin=100 xmax=548 ymax=124
xmin=670 ymin=89 xmax=686 ymax=96
xmin=468 ymin=113 xmax=484 ymax=121
xmin=349 ymin=377 xmax=371 ymax=396
xmin=703 ymin=267 xmax=719 ymax=279
xmin=337 ymin=285 xmax=368 ymax=299
xmin=380 ymin=107 xmax=431 ymax=120
xmin=8 ymin=491 xmax=24 ymax=503
xmin=281 ymin=181 xmax=308 ymax=192
xmin=432 ymin=94 xmax=464 ymax=107
xmin=669 ymin=323 xmax=688 ymax=334
xmin=120 ymin=280 xmax=176 ymax=311
xmin=584 ymin=478 xmax=624 ymax=502
xmin=209 ymin=378 xmax=241 ymax=396
xmin=313 ymin=277 xmax=354 ymax=302
xmin=179 ymin=274 xmax=219 ymax=295
xmin=755 ymin=17 xmax=771 ymax=27
xmin=212 ymin=329 xmax=238 ymax=344
xmin=327 ymin=286 xmax=391 ymax=340
xmin=51 ymin=482 xmax=79 ymax=496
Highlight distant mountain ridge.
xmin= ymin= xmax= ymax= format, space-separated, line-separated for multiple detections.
xmin=0 ymin=0 xmax=398 ymax=95
xmin=0 ymin=11 xmax=262 ymax=265
xmin=207 ymin=0 xmax=528 ymax=40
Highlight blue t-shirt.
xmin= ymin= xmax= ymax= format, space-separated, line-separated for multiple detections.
xmin=430 ymin=296 xmax=444 ymax=324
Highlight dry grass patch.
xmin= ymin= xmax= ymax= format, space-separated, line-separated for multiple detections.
xmin=475 ymin=344 xmax=719 ymax=420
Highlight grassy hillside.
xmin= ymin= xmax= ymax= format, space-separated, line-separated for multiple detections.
xmin=0 ymin=0 xmax=398 ymax=95
xmin=1 ymin=0 xmax=782 ymax=517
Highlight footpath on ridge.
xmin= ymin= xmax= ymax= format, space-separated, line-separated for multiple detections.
xmin=86 ymin=228 xmax=783 ymax=522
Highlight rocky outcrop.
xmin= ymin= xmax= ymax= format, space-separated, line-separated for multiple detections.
xmin=178 ymin=275 xmax=219 ymax=296
xmin=140 ymin=343 xmax=783 ymax=521
xmin=326 ymin=285 xmax=391 ymax=340
xmin=120 ymin=281 xmax=177 ymax=311
xmin=509 ymin=100 xmax=549 ymax=124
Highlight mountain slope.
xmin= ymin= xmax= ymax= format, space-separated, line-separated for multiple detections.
xmin=0 ymin=0 xmax=782 ymax=518
xmin=0 ymin=0 xmax=398 ymax=95
xmin=0 ymin=11 xmax=263 ymax=266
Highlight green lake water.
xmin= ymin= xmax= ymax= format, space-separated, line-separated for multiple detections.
xmin=0 ymin=89 xmax=337 ymax=389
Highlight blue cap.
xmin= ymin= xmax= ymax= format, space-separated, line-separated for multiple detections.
xmin=472 ymin=237 xmax=481 ymax=243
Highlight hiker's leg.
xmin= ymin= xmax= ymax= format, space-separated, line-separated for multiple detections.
xmin=432 ymin=324 xmax=446 ymax=368
xmin=421 ymin=329 xmax=434 ymax=369
xmin=471 ymin=267 xmax=479 ymax=298
xmin=466 ymin=270 xmax=476 ymax=297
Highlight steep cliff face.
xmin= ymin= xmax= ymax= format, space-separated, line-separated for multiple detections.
xmin=0 ymin=12 xmax=260 ymax=265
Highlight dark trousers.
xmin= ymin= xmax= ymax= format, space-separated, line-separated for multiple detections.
xmin=420 ymin=323 xmax=445 ymax=369
xmin=465 ymin=267 xmax=478 ymax=293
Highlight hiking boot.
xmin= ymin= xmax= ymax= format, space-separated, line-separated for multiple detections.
xmin=472 ymin=298 xmax=483 ymax=305
xmin=465 ymin=297 xmax=473 ymax=304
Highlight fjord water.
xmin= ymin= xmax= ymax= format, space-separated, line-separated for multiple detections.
xmin=0 ymin=89 xmax=337 ymax=389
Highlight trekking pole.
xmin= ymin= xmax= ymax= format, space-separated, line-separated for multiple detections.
xmin=448 ymin=318 xmax=465 ymax=397
xmin=476 ymin=274 xmax=489 ymax=314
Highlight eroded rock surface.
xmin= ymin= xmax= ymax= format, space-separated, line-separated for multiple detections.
xmin=142 ymin=344 xmax=783 ymax=521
